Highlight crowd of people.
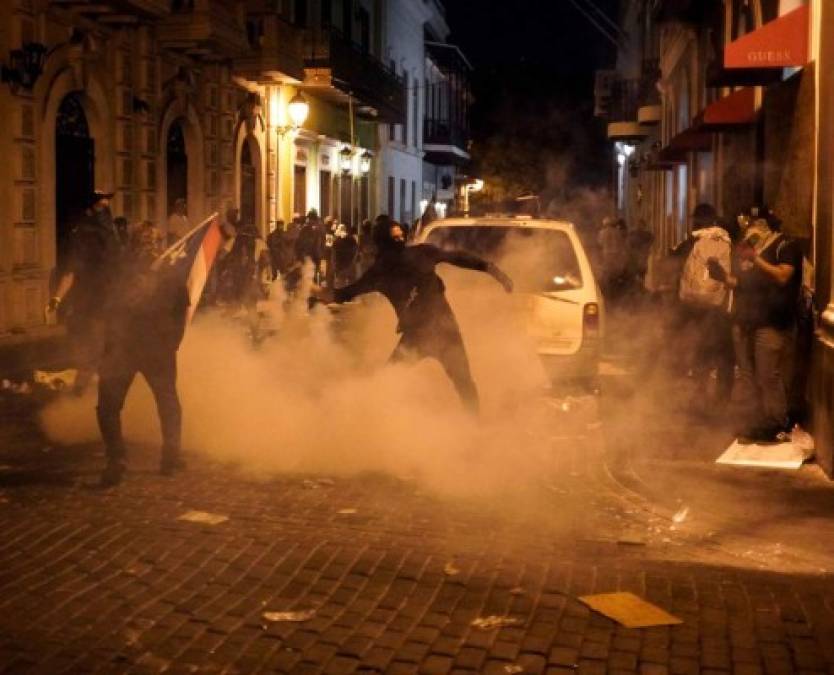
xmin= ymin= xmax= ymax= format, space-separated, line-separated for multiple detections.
xmin=597 ymin=203 xmax=810 ymax=446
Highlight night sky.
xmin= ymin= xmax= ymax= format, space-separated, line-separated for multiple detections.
xmin=443 ymin=0 xmax=619 ymax=192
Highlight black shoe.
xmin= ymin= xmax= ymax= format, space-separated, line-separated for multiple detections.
xmin=160 ymin=455 xmax=186 ymax=476
xmin=738 ymin=425 xmax=784 ymax=445
xmin=99 ymin=462 xmax=125 ymax=488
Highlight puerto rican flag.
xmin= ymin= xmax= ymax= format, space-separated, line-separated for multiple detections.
xmin=152 ymin=213 xmax=223 ymax=323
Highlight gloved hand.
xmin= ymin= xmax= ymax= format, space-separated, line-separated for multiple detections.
xmin=706 ymin=258 xmax=727 ymax=283
xmin=737 ymin=242 xmax=757 ymax=261
xmin=488 ymin=263 xmax=513 ymax=293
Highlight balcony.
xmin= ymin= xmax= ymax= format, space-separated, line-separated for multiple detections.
xmin=637 ymin=58 xmax=662 ymax=125
xmin=605 ymin=79 xmax=648 ymax=141
xmin=301 ymin=27 xmax=405 ymax=124
xmin=48 ymin=0 xmax=171 ymax=20
xmin=235 ymin=14 xmax=305 ymax=84
xmin=423 ymin=119 xmax=469 ymax=166
xmin=157 ymin=0 xmax=249 ymax=59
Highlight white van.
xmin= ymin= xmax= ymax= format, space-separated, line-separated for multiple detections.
xmin=416 ymin=217 xmax=604 ymax=384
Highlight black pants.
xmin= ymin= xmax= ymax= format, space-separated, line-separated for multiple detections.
xmin=96 ymin=346 xmax=181 ymax=465
xmin=390 ymin=322 xmax=479 ymax=414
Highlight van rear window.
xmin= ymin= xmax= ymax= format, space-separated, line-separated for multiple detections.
xmin=425 ymin=225 xmax=583 ymax=292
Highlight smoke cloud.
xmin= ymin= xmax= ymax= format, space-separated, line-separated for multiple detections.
xmin=38 ymin=262 xmax=580 ymax=499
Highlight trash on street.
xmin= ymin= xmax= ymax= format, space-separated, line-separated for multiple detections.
xmin=177 ymin=510 xmax=229 ymax=525
xmin=262 ymin=609 xmax=316 ymax=622
xmin=672 ymin=506 xmax=689 ymax=523
xmin=578 ymin=592 xmax=682 ymax=628
xmin=443 ymin=562 xmax=461 ymax=576
xmin=471 ymin=615 xmax=522 ymax=630
xmin=717 ymin=436 xmax=812 ymax=470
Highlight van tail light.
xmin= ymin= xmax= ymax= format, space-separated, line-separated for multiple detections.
xmin=583 ymin=302 xmax=600 ymax=339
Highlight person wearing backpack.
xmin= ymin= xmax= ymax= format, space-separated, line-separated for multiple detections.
xmin=707 ymin=207 xmax=802 ymax=443
xmin=675 ymin=203 xmax=734 ymax=411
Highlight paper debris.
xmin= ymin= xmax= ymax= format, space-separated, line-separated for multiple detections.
xmin=672 ymin=506 xmax=689 ymax=524
xmin=337 ymin=508 xmax=357 ymax=515
xmin=504 ymin=666 xmax=524 ymax=674
xmin=302 ymin=477 xmax=336 ymax=489
xmin=471 ymin=615 xmax=522 ymax=630
xmin=33 ymin=368 xmax=78 ymax=391
xmin=177 ymin=510 xmax=229 ymax=525
xmin=262 ymin=609 xmax=316 ymax=623
xmin=443 ymin=562 xmax=460 ymax=576
xmin=717 ymin=438 xmax=811 ymax=470
xmin=578 ymin=592 xmax=682 ymax=628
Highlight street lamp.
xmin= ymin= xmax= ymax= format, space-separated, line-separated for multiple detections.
xmin=359 ymin=151 xmax=372 ymax=175
xmin=273 ymin=91 xmax=309 ymax=137
xmin=1 ymin=42 xmax=47 ymax=93
xmin=287 ymin=92 xmax=309 ymax=129
xmin=339 ymin=145 xmax=353 ymax=174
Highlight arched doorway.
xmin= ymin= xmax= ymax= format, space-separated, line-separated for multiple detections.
xmin=166 ymin=119 xmax=188 ymax=216
xmin=240 ymin=139 xmax=256 ymax=228
xmin=55 ymin=93 xmax=94 ymax=271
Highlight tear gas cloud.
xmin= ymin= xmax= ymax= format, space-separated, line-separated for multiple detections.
xmin=39 ymin=257 xmax=586 ymax=499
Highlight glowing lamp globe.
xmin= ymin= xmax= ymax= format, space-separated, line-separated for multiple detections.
xmin=339 ymin=146 xmax=353 ymax=173
xmin=287 ymin=92 xmax=309 ymax=129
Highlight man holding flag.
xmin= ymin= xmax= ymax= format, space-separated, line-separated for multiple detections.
xmin=97 ymin=214 xmax=222 ymax=487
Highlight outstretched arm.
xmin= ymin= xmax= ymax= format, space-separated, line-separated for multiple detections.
xmin=319 ymin=267 xmax=380 ymax=304
xmin=436 ymin=248 xmax=513 ymax=293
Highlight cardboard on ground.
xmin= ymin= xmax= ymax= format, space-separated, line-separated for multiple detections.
xmin=717 ymin=439 xmax=809 ymax=470
xmin=177 ymin=510 xmax=229 ymax=525
xmin=578 ymin=592 xmax=682 ymax=628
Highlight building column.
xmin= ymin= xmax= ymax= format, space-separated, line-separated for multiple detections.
xmin=812 ymin=0 xmax=834 ymax=477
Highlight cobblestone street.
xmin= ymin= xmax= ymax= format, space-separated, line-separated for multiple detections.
xmin=1 ymin=376 xmax=834 ymax=675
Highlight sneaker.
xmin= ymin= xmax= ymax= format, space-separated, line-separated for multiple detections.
xmin=160 ymin=455 xmax=186 ymax=476
xmin=99 ymin=462 xmax=125 ymax=488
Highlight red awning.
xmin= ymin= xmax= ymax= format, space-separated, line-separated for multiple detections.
xmin=694 ymin=87 xmax=757 ymax=131
xmin=658 ymin=127 xmax=712 ymax=163
xmin=724 ymin=4 xmax=810 ymax=69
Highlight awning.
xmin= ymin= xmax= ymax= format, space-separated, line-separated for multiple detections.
xmin=657 ymin=127 xmax=712 ymax=163
xmin=693 ymin=88 xmax=757 ymax=131
xmin=724 ymin=4 xmax=810 ymax=70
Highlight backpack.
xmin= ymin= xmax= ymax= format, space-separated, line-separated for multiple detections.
xmin=679 ymin=227 xmax=731 ymax=309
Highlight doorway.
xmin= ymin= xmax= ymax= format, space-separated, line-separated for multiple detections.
xmin=166 ymin=119 xmax=188 ymax=216
xmin=294 ymin=164 xmax=307 ymax=215
xmin=240 ymin=139 xmax=256 ymax=228
xmin=320 ymin=170 xmax=332 ymax=218
xmin=55 ymin=93 xmax=94 ymax=273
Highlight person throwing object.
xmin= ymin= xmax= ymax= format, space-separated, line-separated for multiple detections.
xmin=313 ymin=215 xmax=513 ymax=414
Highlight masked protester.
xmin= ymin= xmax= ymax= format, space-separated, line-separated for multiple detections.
xmin=707 ymin=207 xmax=802 ymax=443
xmin=313 ymin=215 xmax=513 ymax=414
xmin=46 ymin=190 xmax=122 ymax=394
xmin=96 ymin=221 xmax=189 ymax=487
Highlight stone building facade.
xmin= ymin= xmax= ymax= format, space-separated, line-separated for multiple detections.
xmin=0 ymin=0 xmax=408 ymax=339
